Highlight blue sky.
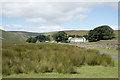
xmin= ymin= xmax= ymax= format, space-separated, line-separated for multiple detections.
xmin=0 ymin=2 xmax=118 ymax=33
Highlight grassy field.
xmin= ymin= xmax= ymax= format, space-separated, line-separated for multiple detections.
xmin=4 ymin=57 xmax=118 ymax=78
xmin=91 ymin=48 xmax=118 ymax=55
xmin=2 ymin=43 xmax=117 ymax=78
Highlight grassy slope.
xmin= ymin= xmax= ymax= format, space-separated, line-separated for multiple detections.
xmin=10 ymin=31 xmax=42 ymax=37
xmin=1 ymin=30 xmax=27 ymax=44
xmin=4 ymin=57 xmax=118 ymax=78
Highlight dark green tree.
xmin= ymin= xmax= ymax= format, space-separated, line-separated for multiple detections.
xmin=75 ymin=35 xmax=82 ymax=38
xmin=88 ymin=30 xmax=100 ymax=42
xmin=26 ymin=37 xmax=37 ymax=43
xmin=45 ymin=35 xmax=50 ymax=41
xmin=26 ymin=34 xmax=50 ymax=43
xmin=68 ymin=35 xmax=75 ymax=38
xmin=83 ymin=35 xmax=88 ymax=40
xmin=26 ymin=37 xmax=32 ymax=43
xmin=35 ymin=35 xmax=50 ymax=42
xmin=94 ymin=25 xmax=114 ymax=40
xmin=52 ymin=31 xmax=68 ymax=42
xmin=31 ymin=37 xmax=37 ymax=43
xmin=88 ymin=25 xmax=115 ymax=42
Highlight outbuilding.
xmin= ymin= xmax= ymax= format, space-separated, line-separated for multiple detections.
xmin=69 ymin=37 xmax=86 ymax=43
xmin=36 ymin=40 xmax=40 ymax=43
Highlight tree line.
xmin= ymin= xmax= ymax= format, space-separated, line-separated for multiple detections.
xmin=26 ymin=35 xmax=50 ymax=43
xmin=26 ymin=25 xmax=115 ymax=43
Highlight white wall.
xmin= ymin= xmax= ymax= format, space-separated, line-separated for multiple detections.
xmin=70 ymin=38 xmax=86 ymax=43
xmin=75 ymin=39 xmax=83 ymax=42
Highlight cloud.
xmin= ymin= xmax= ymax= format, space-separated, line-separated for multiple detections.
xmin=0 ymin=1 xmax=118 ymax=32
xmin=6 ymin=24 xmax=24 ymax=29
xmin=0 ymin=26 xmax=2 ymax=29
xmin=1 ymin=2 xmax=117 ymax=24
xmin=2 ymin=2 xmax=92 ymax=24
xmin=5 ymin=24 xmax=74 ymax=32
xmin=111 ymin=26 xmax=120 ymax=30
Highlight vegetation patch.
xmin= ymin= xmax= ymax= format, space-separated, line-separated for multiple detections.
xmin=91 ymin=48 xmax=118 ymax=55
xmin=3 ymin=43 xmax=114 ymax=76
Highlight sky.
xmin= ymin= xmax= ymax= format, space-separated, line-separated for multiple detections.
xmin=0 ymin=1 xmax=118 ymax=33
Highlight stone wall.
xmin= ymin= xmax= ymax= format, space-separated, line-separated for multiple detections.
xmin=76 ymin=43 xmax=120 ymax=50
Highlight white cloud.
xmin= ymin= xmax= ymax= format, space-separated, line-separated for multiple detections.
xmin=1 ymin=2 xmax=117 ymax=24
xmin=0 ymin=26 xmax=2 ymax=29
xmin=2 ymin=2 xmax=92 ymax=24
xmin=0 ymin=1 xmax=118 ymax=32
xmin=111 ymin=26 xmax=120 ymax=30
xmin=6 ymin=24 xmax=23 ymax=29
xmin=5 ymin=24 xmax=74 ymax=32
xmin=5 ymin=24 xmax=26 ymax=31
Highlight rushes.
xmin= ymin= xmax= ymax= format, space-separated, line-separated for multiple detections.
xmin=2 ymin=43 xmax=114 ymax=75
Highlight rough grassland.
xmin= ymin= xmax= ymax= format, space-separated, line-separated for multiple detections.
xmin=2 ymin=43 xmax=117 ymax=78
xmin=4 ymin=57 xmax=118 ymax=78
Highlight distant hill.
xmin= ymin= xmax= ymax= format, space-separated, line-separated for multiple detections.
xmin=48 ymin=30 xmax=89 ymax=36
xmin=9 ymin=30 xmax=119 ymax=37
xmin=1 ymin=30 xmax=28 ymax=44
xmin=48 ymin=30 xmax=119 ymax=36
xmin=9 ymin=31 xmax=43 ymax=36
xmin=65 ymin=30 xmax=89 ymax=35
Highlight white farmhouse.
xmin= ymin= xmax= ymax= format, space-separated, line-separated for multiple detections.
xmin=45 ymin=41 xmax=49 ymax=42
xmin=68 ymin=37 xmax=72 ymax=40
xmin=70 ymin=37 xmax=86 ymax=43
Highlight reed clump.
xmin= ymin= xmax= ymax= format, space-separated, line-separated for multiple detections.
xmin=2 ymin=43 xmax=114 ymax=75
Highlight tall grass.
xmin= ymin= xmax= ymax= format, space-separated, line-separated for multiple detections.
xmin=2 ymin=43 xmax=114 ymax=75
